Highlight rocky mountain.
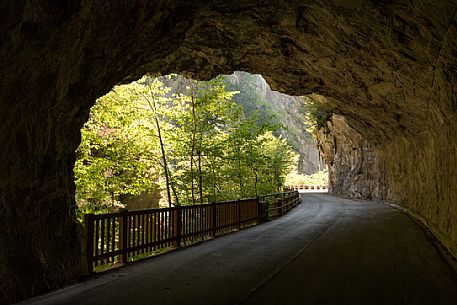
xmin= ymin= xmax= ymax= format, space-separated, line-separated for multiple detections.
xmin=223 ymin=71 xmax=324 ymax=174
xmin=160 ymin=72 xmax=324 ymax=174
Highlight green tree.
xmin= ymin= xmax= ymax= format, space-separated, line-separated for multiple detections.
xmin=74 ymin=84 xmax=160 ymax=217
xmin=165 ymin=76 xmax=240 ymax=204
xmin=129 ymin=76 xmax=179 ymax=207
xmin=302 ymin=96 xmax=330 ymax=139
xmin=75 ymin=74 xmax=298 ymax=218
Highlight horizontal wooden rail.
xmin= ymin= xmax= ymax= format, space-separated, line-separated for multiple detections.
xmin=260 ymin=191 xmax=300 ymax=221
xmin=84 ymin=192 xmax=300 ymax=273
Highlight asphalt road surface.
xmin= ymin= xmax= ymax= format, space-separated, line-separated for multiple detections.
xmin=20 ymin=194 xmax=457 ymax=305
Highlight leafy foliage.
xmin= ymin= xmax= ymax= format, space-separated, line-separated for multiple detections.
xmin=74 ymin=84 xmax=160 ymax=218
xmin=222 ymin=72 xmax=321 ymax=174
xmin=223 ymin=72 xmax=283 ymax=133
xmin=285 ymin=169 xmax=329 ymax=186
xmin=75 ymin=75 xmax=297 ymax=219
xmin=302 ymin=96 xmax=330 ymax=139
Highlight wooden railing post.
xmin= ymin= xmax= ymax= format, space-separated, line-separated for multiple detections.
xmin=237 ymin=199 xmax=242 ymax=229
xmin=254 ymin=198 xmax=260 ymax=223
xmin=278 ymin=197 xmax=283 ymax=217
xmin=288 ymin=193 xmax=294 ymax=211
xmin=212 ymin=203 xmax=217 ymax=237
xmin=285 ymin=193 xmax=289 ymax=214
xmin=119 ymin=208 xmax=128 ymax=265
xmin=257 ymin=198 xmax=268 ymax=223
xmin=84 ymin=213 xmax=94 ymax=274
xmin=176 ymin=206 xmax=182 ymax=248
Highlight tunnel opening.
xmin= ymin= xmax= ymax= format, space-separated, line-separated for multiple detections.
xmin=74 ymin=71 xmax=328 ymax=221
xmin=71 ymin=71 xmax=329 ymax=274
xmin=2 ymin=1 xmax=457 ymax=304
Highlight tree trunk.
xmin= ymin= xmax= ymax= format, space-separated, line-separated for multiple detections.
xmin=237 ymin=147 xmax=244 ymax=197
xmin=155 ymin=115 xmax=172 ymax=207
xmin=253 ymin=169 xmax=258 ymax=197
xmin=190 ymin=81 xmax=197 ymax=204
xmin=198 ymin=148 xmax=203 ymax=204
xmin=140 ymin=84 xmax=173 ymax=208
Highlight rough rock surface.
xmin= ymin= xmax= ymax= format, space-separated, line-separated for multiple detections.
xmin=318 ymin=114 xmax=381 ymax=199
xmin=1 ymin=1 xmax=457 ymax=303
xmin=224 ymin=71 xmax=324 ymax=174
xmin=318 ymin=112 xmax=457 ymax=266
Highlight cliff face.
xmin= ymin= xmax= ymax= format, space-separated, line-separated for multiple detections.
xmin=160 ymin=72 xmax=323 ymax=174
xmin=1 ymin=1 xmax=457 ymax=303
xmin=318 ymin=114 xmax=381 ymax=199
xmin=224 ymin=71 xmax=323 ymax=174
xmin=261 ymin=83 xmax=323 ymax=174
xmin=319 ymin=113 xmax=457 ymax=260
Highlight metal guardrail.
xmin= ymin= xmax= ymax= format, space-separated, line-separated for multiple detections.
xmin=285 ymin=185 xmax=328 ymax=191
xmin=84 ymin=191 xmax=300 ymax=273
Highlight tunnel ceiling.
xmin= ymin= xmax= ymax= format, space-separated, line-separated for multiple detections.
xmin=2 ymin=1 xmax=456 ymax=145
xmin=1 ymin=1 xmax=457 ymax=304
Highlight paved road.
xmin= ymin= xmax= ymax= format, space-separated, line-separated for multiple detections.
xmin=20 ymin=194 xmax=457 ymax=305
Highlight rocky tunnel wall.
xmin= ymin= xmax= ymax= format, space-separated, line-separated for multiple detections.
xmin=1 ymin=1 xmax=457 ymax=303
xmin=319 ymin=114 xmax=457 ymax=259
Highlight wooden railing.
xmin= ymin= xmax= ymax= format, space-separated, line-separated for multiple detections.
xmin=259 ymin=191 xmax=300 ymax=221
xmin=84 ymin=192 xmax=300 ymax=273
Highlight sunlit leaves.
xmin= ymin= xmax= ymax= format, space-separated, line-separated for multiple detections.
xmin=302 ymin=96 xmax=330 ymax=139
xmin=75 ymin=75 xmax=297 ymax=217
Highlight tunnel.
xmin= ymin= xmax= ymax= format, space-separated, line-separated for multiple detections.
xmin=1 ymin=1 xmax=457 ymax=303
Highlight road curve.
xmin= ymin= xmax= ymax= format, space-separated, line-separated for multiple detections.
xmin=19 ymin=194 xmax=457 ymax=305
